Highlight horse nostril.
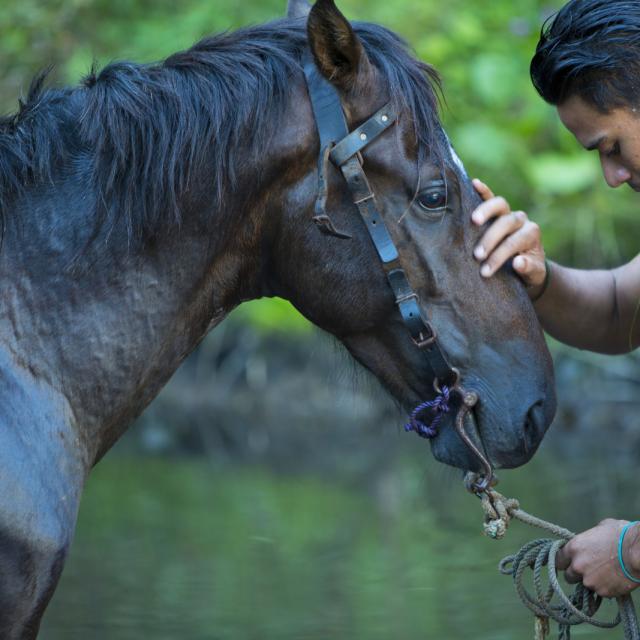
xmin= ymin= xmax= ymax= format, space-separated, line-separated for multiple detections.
xmin=523 ymin=401 xmax=547 ymax=453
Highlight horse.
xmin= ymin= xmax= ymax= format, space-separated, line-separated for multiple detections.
xmin=0 ymin=0 xmax=556 ymax=636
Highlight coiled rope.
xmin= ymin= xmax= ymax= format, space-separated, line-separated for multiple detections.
xmin=464 ymin=474 xmax=640 ymax=640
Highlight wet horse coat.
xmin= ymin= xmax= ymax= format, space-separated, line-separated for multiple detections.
xmin=0 ymin=1 xmax=555 ymax=636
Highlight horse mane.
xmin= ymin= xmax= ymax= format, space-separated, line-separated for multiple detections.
xmin=0 ymin=18 xmax=445 ymax=243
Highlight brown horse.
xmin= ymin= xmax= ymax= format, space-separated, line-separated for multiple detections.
xmin=0 ymin=1 xmax=555 ymax=636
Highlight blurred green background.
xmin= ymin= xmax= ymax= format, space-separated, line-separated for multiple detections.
xmin=3 ymin=0 xmax=639 ymax=268
xmin=2 ymin=1 xmax=639 ymax=639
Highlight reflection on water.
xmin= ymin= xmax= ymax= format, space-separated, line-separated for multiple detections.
xmin=41 ymin=447 xmax=637 ymax=640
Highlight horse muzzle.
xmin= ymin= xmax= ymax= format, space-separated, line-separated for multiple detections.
xmin=427 ymin=385 xmax=555 ymax=475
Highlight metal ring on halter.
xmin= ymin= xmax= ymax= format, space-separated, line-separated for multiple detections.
xmin=433 ymin=367 xmax=460 ymax=394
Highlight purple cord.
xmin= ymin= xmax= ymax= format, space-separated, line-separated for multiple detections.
xmin=405 ymin=386 xmax=451 ymax=439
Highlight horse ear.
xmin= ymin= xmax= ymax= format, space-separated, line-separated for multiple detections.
xmin=307 ymin=0 xmax=371 ymax=91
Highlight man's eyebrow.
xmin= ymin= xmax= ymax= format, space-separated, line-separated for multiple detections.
xmin=585 ymin=135 xmax=605 ymax=151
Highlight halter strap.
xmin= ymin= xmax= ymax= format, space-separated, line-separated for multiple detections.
xmin=302 ymin=54 xmax=349 ymax=147
xmin=302 ymin=52 xmax=459 ymax=389
xmin=330 ymin=104 xmax=396 ymax=167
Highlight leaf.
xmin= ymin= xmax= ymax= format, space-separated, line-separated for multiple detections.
xmin=469 ymin=53 xmax=526 ymax=108
xmin=230 ymin=298 xmax=312 ymax=335
xmin=526 ymin=153 xmax=600 ymax=196
xmin=449 ymin=122 xmax=521 ymax=171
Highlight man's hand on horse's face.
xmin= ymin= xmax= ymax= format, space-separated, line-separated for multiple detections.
xmin=470 ymin=179 xmax=547 ymax=298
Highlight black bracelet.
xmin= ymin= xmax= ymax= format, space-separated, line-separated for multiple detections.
xmin=529 ymin=259 xmax=552 ymax=303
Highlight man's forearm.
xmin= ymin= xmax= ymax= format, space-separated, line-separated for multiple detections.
xmin=533 ymin=261 xmax=630 ymax=354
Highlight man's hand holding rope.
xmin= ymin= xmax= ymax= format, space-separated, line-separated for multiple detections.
xmin=556 ymin=519 xmax=640 ymax=599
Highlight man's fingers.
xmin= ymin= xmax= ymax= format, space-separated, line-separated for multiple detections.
xmin=480 ymin=224 xmax=543 ymax=281
xmin=556 ymin=545 xmax=583 ymax=584
xmin=555 ymin=546 xmax=571 ymax=571
xmin=480 ymin=227 xmax=544 ymax=281
xmin=480 ymin=229 xmax=536 ymax=278
xmin=470 ymin=191 xmax=546 ymax=286
xmin=472 ymin=178 xmax=495 ymax=202
xmin=564 ymin=569 xmax=582 ymax=585
xmin=474 ymin=210 xmax=526 ymax=264
xmin=513 ymin=255 xmax=530 ymax=273
xmin=471 ymin=195 xmax=510 ymax=226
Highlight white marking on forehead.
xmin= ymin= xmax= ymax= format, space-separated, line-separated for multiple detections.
xmin=449 ymin=144 xmax=467 ymax=174
xmin=444 ymin=133 xmax=468 ymax=176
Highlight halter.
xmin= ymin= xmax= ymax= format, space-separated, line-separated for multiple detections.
xmin=302 ymin=52 xmax=494 ymax=491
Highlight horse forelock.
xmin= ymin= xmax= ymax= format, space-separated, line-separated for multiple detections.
xmin=0 ymin=18 xmax=446 ymax=245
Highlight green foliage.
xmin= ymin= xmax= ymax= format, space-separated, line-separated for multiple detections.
xmin=2 ymin=0 xmax=638 ymax=332
xmin=527 ymin=153 xmax=599 ymax=196
xmin=230 ymin=298 xmax=312 ymax=335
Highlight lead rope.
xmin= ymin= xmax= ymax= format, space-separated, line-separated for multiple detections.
xmin=464 ymin=474 xmax=640 ymax=640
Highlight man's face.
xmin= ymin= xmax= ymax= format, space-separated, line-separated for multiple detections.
xmin=558 ymin=95 xmax=640 ymax=191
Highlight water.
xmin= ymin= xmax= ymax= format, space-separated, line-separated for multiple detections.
xmin=40 ymin=444 xmax=637 ymax=640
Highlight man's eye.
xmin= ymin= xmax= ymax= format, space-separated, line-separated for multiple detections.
xmin=607 ymin=142 xmax=621 ymax=157
xmin=417 ymin=188 xmax=448 ymax=211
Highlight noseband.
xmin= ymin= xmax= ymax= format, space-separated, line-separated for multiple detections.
xmin=302 ymin=53 xmax=493 ymax=491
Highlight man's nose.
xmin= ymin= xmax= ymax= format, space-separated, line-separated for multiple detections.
xmin=601 ymin=157 xmax=631 ymax=188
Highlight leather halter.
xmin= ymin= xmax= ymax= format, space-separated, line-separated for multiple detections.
xmin=303 ymin=53 xmax=459 ymax=390
xmin=302 ymin=53 xmax=494 ymax=492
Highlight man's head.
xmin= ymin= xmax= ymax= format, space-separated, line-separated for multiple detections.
xmin=530 ymin=0 xmax=640 ymax=189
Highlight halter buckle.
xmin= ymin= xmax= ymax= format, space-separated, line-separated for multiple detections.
xmin=413 ymin=323 xmax=437 ymax=349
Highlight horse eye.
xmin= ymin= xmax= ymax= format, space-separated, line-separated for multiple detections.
xmin=417 ymin=188 xmax=447 ymax=211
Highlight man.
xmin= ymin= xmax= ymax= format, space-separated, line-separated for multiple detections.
xmin=470 ymin=0 xmax=640 ymax=598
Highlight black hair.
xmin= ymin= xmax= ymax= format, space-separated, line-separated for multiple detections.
xmin=530 ymin=0 xmax=640 ymax=112
xmin=0 ymin=19 xmax=444 ymax=242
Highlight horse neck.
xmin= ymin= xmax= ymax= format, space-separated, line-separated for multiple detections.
xmin=0 ymin=150 xmax=277 ymax=465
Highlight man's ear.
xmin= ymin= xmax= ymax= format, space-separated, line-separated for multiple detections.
xmin=307 ymin=0 xmax=371 ymax=92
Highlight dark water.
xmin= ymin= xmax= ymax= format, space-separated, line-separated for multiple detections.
xmin=40 ymin=443 xmax=637 ymax=640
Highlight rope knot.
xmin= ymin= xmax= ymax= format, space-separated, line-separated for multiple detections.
xmin=481 ymin=489 xmax=520 ymax=540
xmin=404 ymin=386 xmax=451 ymax=439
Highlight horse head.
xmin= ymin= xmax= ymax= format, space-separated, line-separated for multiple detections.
xmin=0 ymin=3 xmax=558 ymax=634
xmin=267 ymin=0 xmax=556 ymax=473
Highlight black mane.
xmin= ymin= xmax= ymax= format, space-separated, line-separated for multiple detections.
xmin=0 ymin=18 xmax=444 ymax=242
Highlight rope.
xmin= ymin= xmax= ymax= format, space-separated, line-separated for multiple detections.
xmin=464 ymin=474 xmax=640 ymax=640
xmin=404 ymin=386 xmax=451 ymax=438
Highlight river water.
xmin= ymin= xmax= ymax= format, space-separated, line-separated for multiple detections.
xmin=40 ymin=440 xmax=637 ymax=640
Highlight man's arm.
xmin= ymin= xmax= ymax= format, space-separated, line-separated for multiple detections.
xmin=533 ymin=257 xmax=640 ymax=354
xmin=471 ymin=179 xmax=640 ymax=354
